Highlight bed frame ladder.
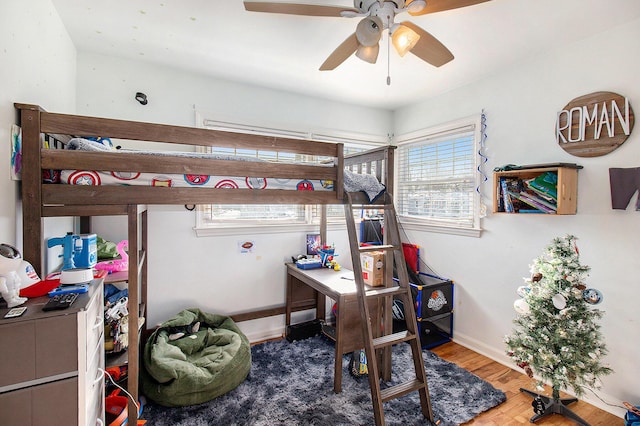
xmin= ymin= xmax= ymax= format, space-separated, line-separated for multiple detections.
xmin=344 ymin=192 xmax=434 ymax=426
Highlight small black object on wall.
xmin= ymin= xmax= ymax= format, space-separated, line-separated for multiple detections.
xmin=135 ymin=92 xmax=148 ymax=105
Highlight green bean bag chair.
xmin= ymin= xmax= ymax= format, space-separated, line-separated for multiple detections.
xmin=141 ymin=308 xmax=251 ymax=407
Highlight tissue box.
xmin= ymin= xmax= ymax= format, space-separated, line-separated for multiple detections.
xmin=361 ymin=251 xmax=385 ymax=286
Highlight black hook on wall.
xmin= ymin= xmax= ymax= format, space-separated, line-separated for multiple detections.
xmin=135 ymin=92 xmax=148 ymax=105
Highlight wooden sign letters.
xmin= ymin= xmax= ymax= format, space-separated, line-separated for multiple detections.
xmin=556 ymin=91 xmax=634 ymax=157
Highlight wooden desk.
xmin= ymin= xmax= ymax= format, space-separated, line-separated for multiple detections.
xmin=285 ymin=263 xmax=386 ymax=393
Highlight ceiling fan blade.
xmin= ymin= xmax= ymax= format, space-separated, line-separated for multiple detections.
xmin=243 ymin=1 xmax=358 ymax=17
xmin=408 ymin=0 xmax=490 ymax=16
xmin=319 ymin=33 xmax=359 ymax=71
xmin=399 ymin=22 xmax=454 ymax=67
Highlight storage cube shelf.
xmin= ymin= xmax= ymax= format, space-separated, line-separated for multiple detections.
xmin=493 ymin=164 xmax=582 ymax=215
xmin=393 ymin=273 xmax=454 ymax=349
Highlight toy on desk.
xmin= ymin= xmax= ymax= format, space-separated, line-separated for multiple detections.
xmin=317 ymin=245 xmax=340 ymax=269
xmin=0 ymin=243 xmax=27 ymax=308
xmin=47 ymin=232 xmax=79 ymax=270
xmin=95 ymin=240 xmax=129 ymax=273
xmin=47 ymin=232 xmax=97 ymax=270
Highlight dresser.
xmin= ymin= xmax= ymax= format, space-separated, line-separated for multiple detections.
xmin=0 ymin=278 xmax=105 ymax=426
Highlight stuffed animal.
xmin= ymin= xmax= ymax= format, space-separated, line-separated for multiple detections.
xmin=0 ymin=244 xmax=27 ymax=308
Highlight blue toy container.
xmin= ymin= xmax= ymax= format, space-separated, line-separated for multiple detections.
xmin=75 ymin=233 xmax=97 ymax=268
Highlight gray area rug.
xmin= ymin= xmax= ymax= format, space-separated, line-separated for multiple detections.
xmin=141 ymin=335 xmax=506 ymax=425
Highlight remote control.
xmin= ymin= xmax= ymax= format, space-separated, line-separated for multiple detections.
xmin=42 ymin=293 xmax=79 ymax=311
xmin=4 ymin=306 xmax=27 ymax=318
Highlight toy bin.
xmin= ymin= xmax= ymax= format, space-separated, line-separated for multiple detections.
xmin=393 ymin=272 xmax=454 ymax=349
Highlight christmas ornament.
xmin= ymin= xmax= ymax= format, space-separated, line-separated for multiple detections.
xmin=552 ymin=293 xmax=567 ymax=310
xmin=514 ymin=298 xmax=530 ymax=314
xmin=517 ymin=285 xmax=530 ymax=298
xmin=582 ymin=288 xmax=603 ymax=305
xmin=532 ymin=272 xmax=543 ymax=282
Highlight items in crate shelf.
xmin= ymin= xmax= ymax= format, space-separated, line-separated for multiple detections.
xmin=494 ymin=164 xmax=582 ymax=214
xmin=499 ymin=173 xmax=558 ymax=214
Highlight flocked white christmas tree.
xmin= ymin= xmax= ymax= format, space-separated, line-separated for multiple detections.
xmin=505 ymin=235 xmax=612 ymax=425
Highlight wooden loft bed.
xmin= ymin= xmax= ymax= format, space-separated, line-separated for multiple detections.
xmin=14 ymin=102 xmax=395 ymax=421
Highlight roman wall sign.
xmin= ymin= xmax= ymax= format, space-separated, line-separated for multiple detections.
xmin=556 ymin=91 xmax=634 ymax=157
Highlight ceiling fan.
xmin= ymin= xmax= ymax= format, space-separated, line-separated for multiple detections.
xmin=243 ymin=0 xmax=491 ymax=71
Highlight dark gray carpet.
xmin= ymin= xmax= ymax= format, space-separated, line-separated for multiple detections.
xmin=141 ymin=335 xmax=506 ymax=425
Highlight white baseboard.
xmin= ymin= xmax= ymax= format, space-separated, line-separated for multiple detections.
xmin=452 ymin=331 xmax=626 ymax=419
xmin=244 ymin=326 xmax=285 ymax=343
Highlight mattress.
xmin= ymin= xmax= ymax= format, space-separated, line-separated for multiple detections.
xmin=55 ymin=138 xmax=385 ymax=201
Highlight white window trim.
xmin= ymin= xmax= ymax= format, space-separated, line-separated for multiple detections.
xmin=192 ymin=111 xmax=387 ymax=237
xmin=393 ymin=114 xmax=483 ymax=238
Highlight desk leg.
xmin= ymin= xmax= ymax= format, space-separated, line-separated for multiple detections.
xmin=285 ymin=273 xmax=293 ymax=327
xmin=316 ymin=292 xmax=326 ymax=322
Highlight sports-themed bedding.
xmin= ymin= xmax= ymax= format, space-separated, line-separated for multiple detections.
xmin=57 ymin=138 xmax=386 ymax=202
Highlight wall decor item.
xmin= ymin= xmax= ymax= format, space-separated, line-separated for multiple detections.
xmin=556 ymin=91 xmax=634 ymax=157
xmin=608 ymin=167 xmax=640 ymax=210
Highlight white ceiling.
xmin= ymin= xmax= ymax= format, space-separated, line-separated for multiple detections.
xmin=51 ymin=0 xmax=640 ymax=111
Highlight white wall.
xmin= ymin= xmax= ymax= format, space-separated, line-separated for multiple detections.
xmin=75 ymin=52 xmax=392 ymax=339
xmin=0 ymin=0 xmax=76 ymax=268
xmin=393 ymin=18 xmax=640 ymax=416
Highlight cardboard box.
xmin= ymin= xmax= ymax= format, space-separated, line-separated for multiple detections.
xmin=361 ymin=251 xmax=385 ymax=286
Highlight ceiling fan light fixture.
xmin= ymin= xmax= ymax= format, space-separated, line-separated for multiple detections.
xmin=406 ymin=0 xmax=427 ymax=14
xmin=355 ymin=43 xmax=379 ymax=64
xmin=355 ymin=16 xmax=383 ymax=47
xmin=391 ymin=24 xmax=420 ymax=56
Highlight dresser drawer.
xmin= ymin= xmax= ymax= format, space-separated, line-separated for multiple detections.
xmin=82 ymin=342 xmax=105 ymax=426
xmin=85 ymin=345 xmax=105 ymax=426
xmin=0 ymin=314 xmax=77 ymax=389
xmin=83 ymin=286 xmax=104 ymax=363
xmin=0 ymin=377 xmax=78 ymax=426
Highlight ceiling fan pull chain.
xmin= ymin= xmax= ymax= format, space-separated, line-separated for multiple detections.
xmin=387 ymin=17 xmax=391 ymax=85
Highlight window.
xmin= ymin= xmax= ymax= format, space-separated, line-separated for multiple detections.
xmin=395 ymin=115 xmax=482 ymax=237
xmin=194 ymin=116 xmax=385 ymax=236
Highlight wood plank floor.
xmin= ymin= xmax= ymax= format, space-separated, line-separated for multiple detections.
xmin=430 ymin=341 xmax=623 ymax=425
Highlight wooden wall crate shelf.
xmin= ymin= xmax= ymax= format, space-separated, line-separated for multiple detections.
xmin=493 ymin=164 xmax=582 ymax=215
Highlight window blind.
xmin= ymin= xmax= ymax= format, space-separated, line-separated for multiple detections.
xmin=397 ymin=125 xmax=476 ymax=228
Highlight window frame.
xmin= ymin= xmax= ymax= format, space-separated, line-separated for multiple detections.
xmin=193 ymin=112 xmax=386 ymax=237
xmin=394 ymin=114 xmax=483 ymax=238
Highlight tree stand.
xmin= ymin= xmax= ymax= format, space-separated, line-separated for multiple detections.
xmin=520 ymin=388 xmax=590 ymax=426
